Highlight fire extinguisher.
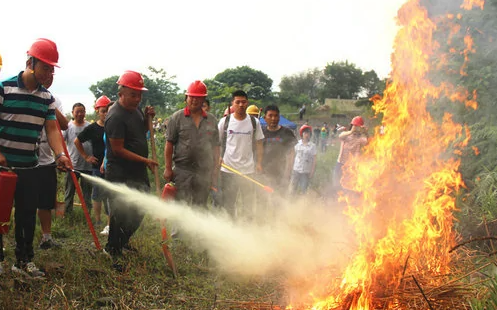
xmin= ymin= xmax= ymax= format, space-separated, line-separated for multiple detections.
xmin=0 ymin=170 xmax=17 ymax=234
xmin=161 ymin=182 xmax=176 ymax=201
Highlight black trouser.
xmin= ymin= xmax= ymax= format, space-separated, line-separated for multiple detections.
xmin=105 ymin=179 xmax=149 ymax=256
xmin=13 ymin=169 xmax=39 ymax=263
xmin=221 ymin=171 xmax=255 ymax=219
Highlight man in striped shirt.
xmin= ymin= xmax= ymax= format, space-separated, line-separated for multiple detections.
xmin=0 ymin=38 xmax=71 ymax=277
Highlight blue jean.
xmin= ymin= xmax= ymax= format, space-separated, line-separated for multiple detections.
xmin=291 ymin=171 xmax=310 ymax=194
xmin=91 ymin=169 xmax=104 ymax=201
xmin=320 ymin=138 xmax=327 ymax=152
xmin=64 ymin=170 xmax=92 ymax=213
xmin=332 ymin=162 xmax=360 ymax=198
xmin=333 ymin=162 xmax=344 ymax=190
xmin=92 ymin=168 xmax=109 ymax=215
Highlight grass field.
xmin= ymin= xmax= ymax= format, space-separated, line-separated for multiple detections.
xmin=0 ymin=138 xmax=343 ymax=310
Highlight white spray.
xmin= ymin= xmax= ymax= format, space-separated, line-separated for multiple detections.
xmin=81 ymin=173 xmax=355 ymax=278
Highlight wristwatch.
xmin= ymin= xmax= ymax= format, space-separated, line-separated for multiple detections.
xmin=55 ymin=152 xmax=66 ymax=160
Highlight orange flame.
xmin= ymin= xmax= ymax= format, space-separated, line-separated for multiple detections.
xmin=303 ymin=0 xmax=484 ymax=309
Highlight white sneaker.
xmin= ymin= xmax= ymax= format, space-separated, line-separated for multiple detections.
xmin=100 ymin=225 xmax=109 ymax=236
xmin=26 ymin=262 xmax=45 ymax=277
xmin=102 ymin=248 xmax=112 ymax=259
xmin=12 ymin=262 xmax=45 ymax=278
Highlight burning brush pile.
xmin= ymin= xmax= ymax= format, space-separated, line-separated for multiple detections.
xmin=287 ymin=0 xmax=486 ymax=309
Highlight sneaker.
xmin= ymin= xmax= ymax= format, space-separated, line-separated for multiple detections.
xmin=102 ymin=248 xmax=112 ymax=259
xmin=100 ymin=226 xmax=109 ymax=236
xmin=12 ymin=262 xmax=45 ymax=278
xmin=112 ymin=262 xmax=125 ymax=273
xmin=123 ymin=244 xmax=138 ymax=253
xmin=26 ymin=262 xmax=45 ymax=277
xmin=39 ymin=238 xmax=61 ymax=250
xmin=103 ymin=247 xmax=122 ymax=258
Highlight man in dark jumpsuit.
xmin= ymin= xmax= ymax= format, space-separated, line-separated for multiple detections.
xmin=163 ymin=80 xmax=220 ymax=207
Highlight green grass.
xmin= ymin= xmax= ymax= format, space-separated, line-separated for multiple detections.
xmin=3 ymin=136 xmax=494 ymax=309
xmin=0 ymin=208 xmax=288 ymax=309
xmin=0 ymin=139 xmax=342 ymax=309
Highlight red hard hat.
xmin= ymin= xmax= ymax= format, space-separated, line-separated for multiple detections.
xmin=299 ymin=125 xmax=313 ymax=137
xmin=186 ymin=80 xmax=207 ymax=97
xmin=223 ymin=106 xmax=235 ymax=116
xmin=351 ymin=116 xmax=364 ymax=127
xmin=94 ymin=95 xmax=111 ymax=109
xmin=27 ymin=38 xmax=60 ymax=67
xmin=116 ymin=70 xmax=148 ymax=91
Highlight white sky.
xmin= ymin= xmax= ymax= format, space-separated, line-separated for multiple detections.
xmin=0 ymin=0 xmax=406 ymax=113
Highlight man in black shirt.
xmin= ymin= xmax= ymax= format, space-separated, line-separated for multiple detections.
xmin=262 ymin=105 xmax=297 ymax=191
xmin=103 ymin=71 xmax=158 ymax=271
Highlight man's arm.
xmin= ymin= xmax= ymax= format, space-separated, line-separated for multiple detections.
xmin=109 ymin=138 xmax=157 ymax=169
xmin=0 ymin=152 xmax=7 ymax=166
xmin=55 ymin=108 xmax=68 ymax=130
xmin=211 ymin=145 xmax=220 ymax=187
xmin=217 ymin=118 xmax=225 ymax=164
xmin=256 ymin=140 xmax=263 ymax=173
xmin=74 ymin=137 xmax=97 ymax=165
xmin=285 ymin=148 xmax=295 ymax=178
xmin=45 ymin=119 xmax=71 ymax=169
xmin=286 ymin=130 xmax=298 ymax=177
xmin=163 ymin=141 xmax=174 ymax=182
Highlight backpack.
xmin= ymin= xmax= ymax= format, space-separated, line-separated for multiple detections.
xmin=221 ymin=114 xmax=257 ymax=159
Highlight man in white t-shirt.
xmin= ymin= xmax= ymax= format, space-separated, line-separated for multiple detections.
xmin=218 ymin=90 xmax=264 ymax=219
xmin=63 ymin=103 xmax=93 ymax=214
xmin=36 ymin=75 xmax=69 ymax=249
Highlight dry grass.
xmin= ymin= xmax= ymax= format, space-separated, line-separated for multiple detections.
xmin=0 ymin=211 xmax=288 ymax=310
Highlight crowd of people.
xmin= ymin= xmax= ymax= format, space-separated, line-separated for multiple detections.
xmin=0 ymin=38 xmax=370 ymax=276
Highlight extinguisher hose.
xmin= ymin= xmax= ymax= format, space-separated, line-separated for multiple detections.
xmin=0 ymin=164 xmax=87 ymax=174
xmin=0 ymin=164 xmax=42 ymax=171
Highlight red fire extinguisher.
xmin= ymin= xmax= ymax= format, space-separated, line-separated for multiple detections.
xmin=0 ymin=170 xmax=17 ymax=234
xmin=161 ymin=182 xmax=176 ymax=201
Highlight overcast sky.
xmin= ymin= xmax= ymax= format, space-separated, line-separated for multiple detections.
xmin=0 ymin=0 xmax=405 ymax=113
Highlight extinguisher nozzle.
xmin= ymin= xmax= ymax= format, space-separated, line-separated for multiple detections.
xmin=68 ymin=168 xmax=81 ymax=175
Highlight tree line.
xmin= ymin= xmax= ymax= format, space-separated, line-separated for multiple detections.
xmin=89 ymin=63 xmax=385 ymax=118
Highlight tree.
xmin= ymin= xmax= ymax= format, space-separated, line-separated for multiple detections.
xmin=361 ymin=70 xmax=385 ymax=98
xmin=89 ymin=75 xmax=120 ymax=102
xmin=319 ymin=61 xmax=364 ymax=100
xmin=89 ymin=66 xmax=180 ymax=113
xmin=278 ymin=68 xmax=322 ymax=107
xmin=143 ymin=67 xmax=181 ymax=113
xmin=202 ymin=79 xmax=239 ymax=118
xmin=214 ymin=66 xmax=273 ymax=101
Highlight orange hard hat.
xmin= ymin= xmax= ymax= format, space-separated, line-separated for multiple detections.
xmin=94 ymin=95 xmax=111 ymax=109
xmin=116 ymin=70 xmax=148 ymax=91
xmin=299 ymin=125 xmax=313 ymax=137
xmin=27 ymin=38 xmax=59 ymax=67
xmin=186 ymin=80 xmax=207 ymax=97
xmin=223 ymin=106 xmax=235 ymax=116
xmin=350 ymin=116 xmax=364 ymax=127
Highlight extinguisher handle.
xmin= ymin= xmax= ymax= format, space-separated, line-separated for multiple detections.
xmin=0 ymin=165 xmax=14 ymax=172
